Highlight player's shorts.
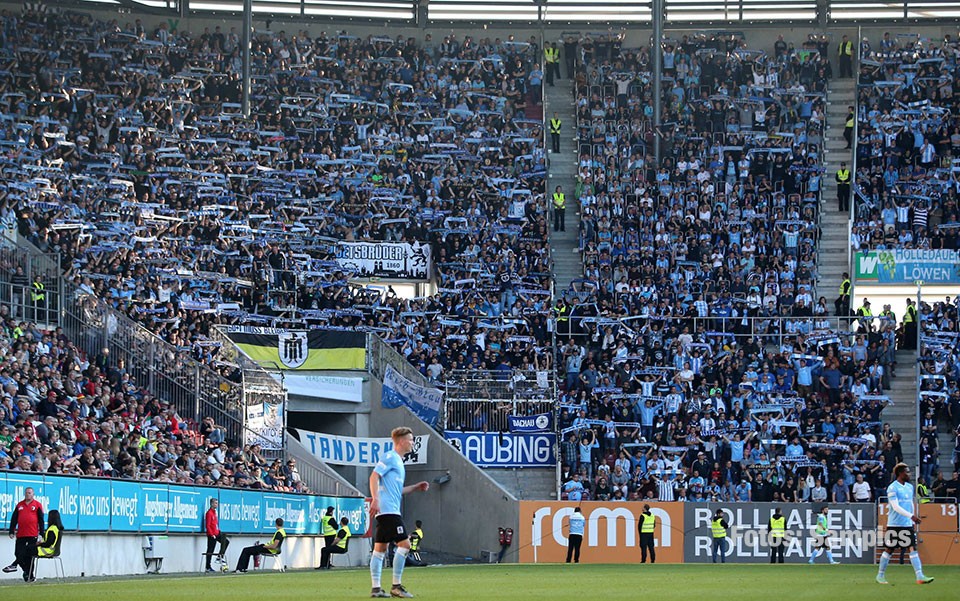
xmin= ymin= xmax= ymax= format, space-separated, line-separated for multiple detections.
xmin=813 ymin=533 xmax=831 ymax=549
xmin=883 ymin=526 xmax=916 ymax=549
xmin=375 ymin=514 xmax=408 ymax=544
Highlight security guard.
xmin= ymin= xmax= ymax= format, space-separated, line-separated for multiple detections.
xmin=838 ymin=34 xmax=854 ymax=78
xmin=544 ymin=42 xmax=560 ymax=86
xmin=549 ymin=112 xmax=562 ymax=153
xmin=844 ymin=106 xmax=855 ymax=149
xmin=554 ymin=299 xmax=569 ymax=337
xmin=637 ymin=504 xmax=657 ymax=564
xmin=917 ymin=478 xmax=933 ymax=504
xmin=316 ymin=506 xmax=339 ymax=569
xmin=319 ymin=517 xmax=351 ymax=569
xmin=836 ymin=161 xmax=851 ymax=212
xmin=29 ymin=509 xmax=63 ymax=581
xmin=768 ymin=507 xmax=786 ymax=564
xmin=711 ymin=509 xmax=729 ymax=564
xmin=552 ymin=185 xmax=566 ymax=232
xmin=30 ymin=275 xmax=45 ymax=322
xmin=409 ymin=520 xmax=424 ymax=564
xmin=903 ymin=298 xmax=918 ymax=350
xmin=835 ymin=272 xmax=851 ymax=316
xmin=235 ymin=517 xmax=285 ymax=572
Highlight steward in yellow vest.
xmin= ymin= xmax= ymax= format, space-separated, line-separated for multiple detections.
xmin=319 ymin=517 xmax=351 ymax=569
xmin=768 ymin=508 xmax=787 ymax=563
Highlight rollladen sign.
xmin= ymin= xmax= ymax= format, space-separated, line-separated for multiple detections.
xmin=336 ymin=241 xmax=431 ymax=280
xmin=683 ymin=502 xmax=876 ymax=564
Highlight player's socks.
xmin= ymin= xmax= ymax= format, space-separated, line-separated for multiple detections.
xmin=826 ymin=551 xmax=836 ymax=563
xmin=909 ymin=551 xmax=927 ymax=580
xmin=393 ymin=547 xmax=409 ymax=585
xmin=877 ymin=551 xmax=891 ymax=579
xmin=371 ymin=551 xmax=386 ymax=589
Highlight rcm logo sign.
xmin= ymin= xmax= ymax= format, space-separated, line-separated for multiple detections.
xmin=519 ymin=502 xmax=685 ymax=563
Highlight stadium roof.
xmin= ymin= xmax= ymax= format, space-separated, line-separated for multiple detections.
xmin=52 ymin=0 xmax=960 ymax=25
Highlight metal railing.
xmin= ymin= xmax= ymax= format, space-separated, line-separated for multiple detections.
xmin=0 ymin=238 xmax=62 ymax=328
xmin=443 ymin=369 xmax=557 ymax=431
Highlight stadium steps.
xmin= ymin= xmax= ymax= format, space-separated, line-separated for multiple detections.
xmin=817 ymin=77 xmax=856 ymax=301
xmin=543 ymin=77 xmax=583 ymax=295
xmin=486 ymin=467 xmax=557 ymax=500
xmin=886 ymin=349 xmax=919 ymax=468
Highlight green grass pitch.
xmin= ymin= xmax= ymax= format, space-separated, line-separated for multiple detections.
xmin=4 ymin=564 xmax=958 ymax=600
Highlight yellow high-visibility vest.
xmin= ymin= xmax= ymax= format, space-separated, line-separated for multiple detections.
xmin=322 ymin=516 xmax=338 ymax=536
xmin=550 ymin=118 xmax=562 ymax=134
xmin=839 ymin=279 xmax=851 ymax=296
xmin=839 ymin=41 xmax=853 ymax=56
xmin=904 ymin=305 xmax=917 ymax=323
xmin=37 ymin=525 xmax=59 ymax=557
xmin=836 ymin=169 xmax=850 ymax=183
xmin=410 ymin=528 xmax=423 ymax=551
xmin=640 ymin=514 xmax=656 ymax=534
xmin=553 ymin=192 xmax=565 ymax=210
xmin=335 ymin=525 xmax=352 ymax=549
xmin=31 ymin=281 xmax=45 ymax=302
xmin=267 ymin=527 xmax=286 ymax=554
xmin=770 ymin=516 xmax=786 ymax=539
xmin=544 ymin=47 xmax=559 ymax=63
xmin=846 ymin=116 xmax=855 ymax=128
xmin=712 ymin=518 xmax=726 ymax=538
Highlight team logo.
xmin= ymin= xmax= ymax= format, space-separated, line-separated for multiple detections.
xmin=278 ymin=331 xmax=308 ymax=368
xmin=535 ymin=414 xmax=550 ymax=430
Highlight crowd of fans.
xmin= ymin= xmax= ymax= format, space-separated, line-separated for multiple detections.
xmin=554 ymin=33 xmax=909 ymax=503
xmin=917 ymin=296 xmax=960 ymax=489
xmin=4 ymin=8 xmax=552 ymax=388
xmin=853 ymin=33 xmax=960 ymax=251
xmin=0 ymin=302 xmax=305 ymax=490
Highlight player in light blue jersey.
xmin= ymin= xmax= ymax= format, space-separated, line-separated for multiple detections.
xmin=877 ymin=463 xmax=934 ymax=585
xmin=369 ymin=427 xmax=429 ymax=598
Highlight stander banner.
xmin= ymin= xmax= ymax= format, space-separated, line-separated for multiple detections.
xmin=294 ymin=430 xmax=429 ymax=466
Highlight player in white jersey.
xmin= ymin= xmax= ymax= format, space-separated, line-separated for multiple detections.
xmin=369 ymin=427 xmax=429 ymax=598
xmin=877 ymin=463 xmax=934 ymax=585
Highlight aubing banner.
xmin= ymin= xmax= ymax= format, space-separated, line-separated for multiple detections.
xmin=856 ymin=250 xmax=960 ymax=284
xmin=509 ymin=412 xmax=554 ymax=433
xmin=294 ymin=430 xmax=429 ymax=466
xmin=682 ymin=502 xmax=876 ymax=564
xmin=336 ymin=241 xmax=431 ymax=280
xmin=222 ymin=326 xmax=366 ymax=370
xmin=381 ymin=364 xmax=443 ymax=426
xmin=444 ymin=431 xmax=557 ymax=467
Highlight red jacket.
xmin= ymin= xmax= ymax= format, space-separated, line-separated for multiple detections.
xmin=205 ymin=507 xmax=220 ymax=536
xmin=10 ymin=499 xmax=43 ymax=538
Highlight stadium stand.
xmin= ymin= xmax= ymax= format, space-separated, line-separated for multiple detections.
xmin=854 ymin=34 xmax=960 ymax=252
xmin=0 ymin=8 xmax=552 ymax=385
xmin=554 ymin=33 xmax=906 ymax=503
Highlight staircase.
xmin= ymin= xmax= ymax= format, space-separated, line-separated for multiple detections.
xmin=885 ymin=349 xmax=919 ymax=468
xmin=486 ymin=468 xmax=557 ymax=500
xmin=543 ymin=76 xmax=582 ymax=294
xmin=818 ymin=77 xmax=856 ymax=302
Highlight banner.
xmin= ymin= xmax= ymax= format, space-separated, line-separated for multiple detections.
xmin=244 ymin=401 xmax=284 ymax=450
xmin=223 ymin=326 xmax=366 ymax=370
xmin=683 ymin=502 xmax=876 ymax=564
xmin=509 ymin=412 xmax=554 ymax=433
xmin=381 ymin=364 xmax=443 ymax=426
xmin=444 ymin=431 xmax=556 ymax=467
xmin=279 ymin=373 xmax=364 ymax=402
xmin=856 ymin=250 xmax=960 ymax=284
xmin=519 ymin=501 xmax=685 ymax=563
xmin=294 ymin=429 xmax=429 ymax=466
xmin=336 ymin=241 xmax=431 ymax=280
xmin=0 ymin=472 xmax=367 ymax=535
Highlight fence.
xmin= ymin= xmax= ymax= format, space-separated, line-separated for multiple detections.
xmin=0 ymin=235 xmax=62 ymax=328
xmin=443 ymin=369 xmax=557 ymax=432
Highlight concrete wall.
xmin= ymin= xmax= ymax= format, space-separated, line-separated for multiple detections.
xmin=0 ymin=533 xmax=365 ymax=581
xmin=367 ymin=377 xmax=519 ymax=562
